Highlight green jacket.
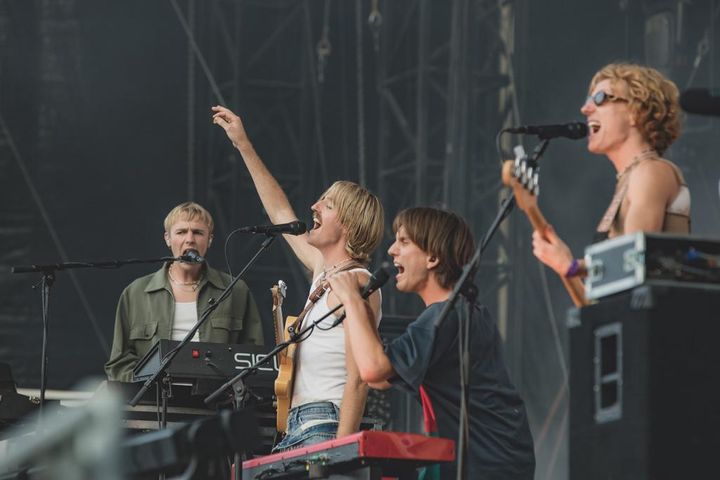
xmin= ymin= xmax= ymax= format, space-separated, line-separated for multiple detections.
xmin=104 ymin=264 xmax=264 ymax=382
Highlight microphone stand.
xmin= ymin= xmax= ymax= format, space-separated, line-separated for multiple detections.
xmin=433 ymin=138 xmax=550 ymax=480
xmin=10 ymin=255 xmax=184 ymax=426
xmin=128 ymin=235 xmax=277 ymax=408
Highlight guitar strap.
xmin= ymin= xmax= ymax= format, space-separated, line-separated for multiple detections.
xmin=596 ymin=173 xmax=631 ymax=234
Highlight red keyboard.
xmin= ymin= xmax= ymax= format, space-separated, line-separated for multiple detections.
xmin=242 ymin=430 xmax=455 ymax=479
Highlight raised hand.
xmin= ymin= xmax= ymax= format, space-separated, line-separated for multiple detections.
xmin=327 ymin=271 xmax=363 ymax=306
xmin=212 ymin=105 xmax=250 ymax=150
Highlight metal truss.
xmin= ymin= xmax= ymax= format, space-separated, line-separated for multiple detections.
xmin=374 ymin=0 xmax=514 ymax=326
xmin=176 ymin=0 xmax=332 ymax=310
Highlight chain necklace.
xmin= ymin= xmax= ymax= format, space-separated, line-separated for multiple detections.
xmin=616 ymin=148 xmax=657 ymax=181
xmin=318 ymin=258 xmax=355 ymax=282
xmin=168 ymin=265 xmax=200 ymax=292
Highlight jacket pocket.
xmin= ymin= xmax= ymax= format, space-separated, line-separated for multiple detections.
xmin=207 ymin=315 xmax=240 ymax=342
xmin=128 ymin=320 xmax=159 ymax=359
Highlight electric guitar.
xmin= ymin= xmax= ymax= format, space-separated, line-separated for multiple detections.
xmin=271 ymin=281 xmax=300 ymax=433
xmin=501 ymin=146 xmax=588 ymax=308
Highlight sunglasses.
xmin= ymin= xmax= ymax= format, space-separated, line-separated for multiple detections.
xmin=586 ymin=91 xmax=629 ymax=106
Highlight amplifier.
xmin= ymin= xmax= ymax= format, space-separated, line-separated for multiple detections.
xmin=567 ymin=285 xmax=720 ymax=479
xmin=584 ymin=232 xmax=720 ymax=300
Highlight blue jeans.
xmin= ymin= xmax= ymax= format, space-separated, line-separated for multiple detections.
xmin=272 ymin=401 xmax=340 ymax=452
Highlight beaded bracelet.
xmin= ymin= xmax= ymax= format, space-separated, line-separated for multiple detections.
xmin=565 ymin=259 xmax=581 ymax=278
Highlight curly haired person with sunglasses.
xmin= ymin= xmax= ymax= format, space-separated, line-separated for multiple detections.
xmin=532 ymin=63 xmax=690 ymax=280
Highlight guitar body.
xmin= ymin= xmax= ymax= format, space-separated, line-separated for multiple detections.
xmin=274 ymin=314 xmax=300 ymax=433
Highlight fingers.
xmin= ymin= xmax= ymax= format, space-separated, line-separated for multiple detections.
xmin=210 ymin=105 xmax=238 ymax=127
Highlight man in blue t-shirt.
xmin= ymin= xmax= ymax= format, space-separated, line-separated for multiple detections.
xmin=328 ymin=207 xmax=535 ymax=479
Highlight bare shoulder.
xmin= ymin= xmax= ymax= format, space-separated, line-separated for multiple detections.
xmin=628 ymin=158 xmax=681 ymax=197
xmin=633 ymin=158 xmax=681 ymax=183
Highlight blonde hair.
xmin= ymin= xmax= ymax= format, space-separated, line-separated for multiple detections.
xmin=163 ymin=202 xmax=214 ymax=233
xmin=393 ymin=207 xmax=475 ymax=290
xmin=589 ymin=63 xmax=681 ymax=155
xmin=320 ymin=181 xmax=384 ymax=264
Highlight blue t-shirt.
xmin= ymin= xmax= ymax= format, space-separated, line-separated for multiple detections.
xmin=385 ymin=300 xmax=535 ymax=480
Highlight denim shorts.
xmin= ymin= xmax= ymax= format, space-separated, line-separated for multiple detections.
xmin=272 ymin=401 xmax=340 ymax=452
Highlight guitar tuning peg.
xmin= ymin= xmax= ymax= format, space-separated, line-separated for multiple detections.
xmin=525 ymin=166 xmax=534 ymax=187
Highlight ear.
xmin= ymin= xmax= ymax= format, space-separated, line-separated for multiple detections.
xmin=426 ymin=254 xmax=440 ymax=270
xmin=164 ymin=231 xmax=171 ymax=247
xmin=208 ymin=234 xmax=214 ymax=247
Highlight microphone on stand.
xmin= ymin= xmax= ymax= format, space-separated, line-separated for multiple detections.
xmin=179 ymin=249 xmax=205 ymax=263
xmin=680 ymin=88 xmax=720 ymax=116
xmin=329 ymin=265 xmax=390 ymax=328
xmin=237 ymin=221 xmax=307 ymax=236
xmin=504 ymin=122 xmax=588 ymax=140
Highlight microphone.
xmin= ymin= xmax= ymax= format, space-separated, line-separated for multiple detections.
xmin=237 ymin=221 xmax=307 ymax=236
xmin=329 ymin=264 xmax=390 ymax=328
xmin=179 ymin=249 xmax=205 ymax=263
xmin=359 ymin=264 xmax=391 ymax=299
xmin=505 ymin=122 xmax=588 ymax=140
xmin=680 ymin=88 xmax=720 ymax=116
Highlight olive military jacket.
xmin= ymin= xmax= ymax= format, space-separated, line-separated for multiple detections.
xmin=104 ymin=264 xmax=264 ymax=382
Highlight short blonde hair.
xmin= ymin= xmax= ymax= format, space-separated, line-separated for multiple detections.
xmin=320 ymin=181 xmax=384 ymax=264
xmin=164 ymin=202 xmax=214 ymax=233
xmin=589 ymin=63 xmax=681 ymax=155
xmin=393 ymin=207 xmax=474 ymax=290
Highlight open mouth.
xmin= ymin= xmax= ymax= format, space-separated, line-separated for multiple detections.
xmin=588 ymin=120 xmax=601 ymax=134
xmin=394 ymin=263 xmax=404 ymax=277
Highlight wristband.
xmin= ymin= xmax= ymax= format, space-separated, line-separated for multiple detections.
xmin=565 ymin=259 xmax=581 ymax=278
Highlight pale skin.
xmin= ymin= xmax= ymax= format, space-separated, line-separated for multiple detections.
xmin=164 ymin=218 xmax=213 ymax=302
xmin=532 ymin=78 xmax=683 ymax=276
xmin=211 ymin=105 xmax=380 ymax=437
xmin=327 ymin=227 xmax=449 ymax=391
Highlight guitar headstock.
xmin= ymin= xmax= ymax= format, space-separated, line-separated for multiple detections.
xmin=501 ymin=145 xmax=540 ymax=213
xmin=271 ymin=280 xmax=287 ymax=310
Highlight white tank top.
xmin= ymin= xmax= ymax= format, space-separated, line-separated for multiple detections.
xmin=291 ymin=268 xmax=382 ymax=409
xmin=171 ymin=301 xmax=200 ymax=341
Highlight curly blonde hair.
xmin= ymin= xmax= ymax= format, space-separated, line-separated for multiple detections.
xmin=590 ymin=63 xmax=682 ymax=155
xmin=319 ymin=181 xmax=384 ymax=264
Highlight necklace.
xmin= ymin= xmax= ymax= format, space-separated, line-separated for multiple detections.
xmin=319 ymin=258 xmax=355 ymax=281
xmin=616 ymin=148 xmax=657 ymax=181
xmin=168 ymin=266 xmax=200 ymax=292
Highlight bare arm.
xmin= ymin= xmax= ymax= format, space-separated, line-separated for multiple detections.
xmin=328 ymin=273 xmax=394 ymax=385
xmin=330 ymin=272 xmax=384 ymax=436
xmin=336 ymin=326 xmax=369 ymax=437
xmin=622 ymin=160 xmax=679 ymax=234
xmin=212 ymin=105 xmax=322 ymax=272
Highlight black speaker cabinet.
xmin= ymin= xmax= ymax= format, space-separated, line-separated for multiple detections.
xmin=568 ymin=285 xmax=720 ymax=480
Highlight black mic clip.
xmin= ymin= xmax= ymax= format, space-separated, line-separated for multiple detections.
xmin=179 ymin=249 xmax=206 ymax=264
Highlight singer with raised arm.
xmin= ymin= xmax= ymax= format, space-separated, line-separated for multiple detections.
xmin=104 ymin=202 xmax=264 ymax=382
xmin=212 ymin=105 xmax=384 ymax=450
xmin=327 ymin=208 xmax=535 ymax=480
xmin=533 ymin=63 xmax=690 ymax=282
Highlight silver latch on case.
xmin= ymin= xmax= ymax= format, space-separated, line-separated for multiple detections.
xmin=622 ymin=249 xmax=644 ymax=272
xmin=587 ymin=259 xmax=604 ymax=283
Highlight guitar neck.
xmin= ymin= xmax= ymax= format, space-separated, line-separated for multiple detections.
xmin=526 ymin=205 xmax=588 ymax=308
